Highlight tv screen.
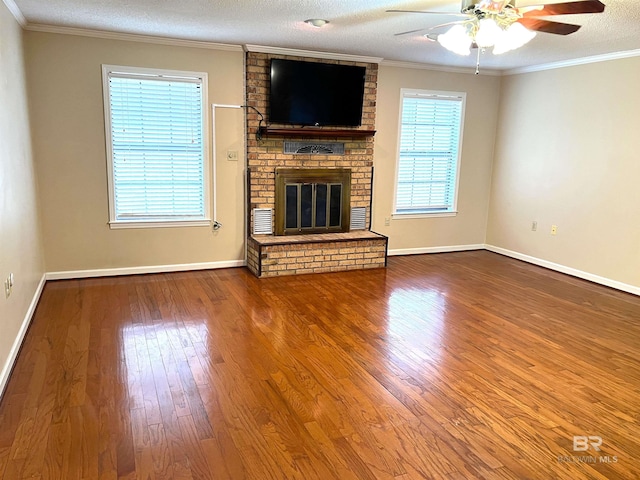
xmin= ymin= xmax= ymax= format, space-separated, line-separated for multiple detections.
xmin=269 ymin=59 xmax=366 ymax=127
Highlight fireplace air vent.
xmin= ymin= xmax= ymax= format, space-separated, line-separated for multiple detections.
xmin=350 ymin=207 xmax=366 ymax=230
xmin=284 ymin=141 xmax=345 ymax=155
xmin=253 ymin=208 xmax=273 ymax=235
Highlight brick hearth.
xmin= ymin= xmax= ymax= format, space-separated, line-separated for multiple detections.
xmin=247 ymin=231 xmax=387 ymax=278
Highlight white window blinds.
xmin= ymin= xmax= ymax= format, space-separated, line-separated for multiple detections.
xmin=104 ymin=67 xmax=207 ymax=224
xmin=395 ymin=91 xmax=465 ymax=214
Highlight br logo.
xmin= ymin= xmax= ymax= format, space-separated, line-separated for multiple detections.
xmin=573 ymin=436 xmax=602 ymax=452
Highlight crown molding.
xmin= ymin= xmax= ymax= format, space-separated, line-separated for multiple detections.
xmin=21 ymin=22 xmax=639 ymax=76
xmin=244 ymin=44 xmax=383 ymax=64
xmin=504 ymin=48 xmax=640 ymax=75
xmin=381 ymin=59 xmax=502 ymax=76
xmin=24 ymin=23 xmax=243 ymax=51
xmin=2 ymin=0 xmax=26 ymax=26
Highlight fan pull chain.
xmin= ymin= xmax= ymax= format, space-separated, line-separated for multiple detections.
xmin=475 ymin=47 xmax=481 ymax=75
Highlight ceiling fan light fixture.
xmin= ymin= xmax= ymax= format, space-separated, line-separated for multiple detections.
xmin=437 ymin=24 xmax=472 ymax=56
xmin=304 ymin=18 xmax=329 ymax=28
xmin=437 ymin=16 xmax=536 ymax=56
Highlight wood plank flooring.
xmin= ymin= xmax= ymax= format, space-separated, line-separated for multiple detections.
xmin=1 ymin=251 xmax=639 ymax=479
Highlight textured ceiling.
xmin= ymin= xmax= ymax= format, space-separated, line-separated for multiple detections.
xmin=13 ymin=0 xmax=640 ymax=72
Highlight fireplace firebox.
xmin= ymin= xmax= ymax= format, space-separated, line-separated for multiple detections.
xmin=275 ymin=168 xmax=351 ymax=235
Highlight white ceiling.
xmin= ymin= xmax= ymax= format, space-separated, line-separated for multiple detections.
xmin=12 ymin=0 xmax=640 ymax=72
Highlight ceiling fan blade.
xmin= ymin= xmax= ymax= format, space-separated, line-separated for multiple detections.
xmin=518 ymin=18 xmax=581 ymax=35
xmin=395 ymin=19 xmax=468 ymax=36
xmin=521 ymin=0 xmax=605 ymax=17
xmin=429 ymin=20 xmax=468 ymax=31
xmin=394 ymin=27 xmax=432 ymax=36
xmin=425 ymin=32 xmax=479 ymax=49
xmin=386 ymin=9 xmax=471 ymax=18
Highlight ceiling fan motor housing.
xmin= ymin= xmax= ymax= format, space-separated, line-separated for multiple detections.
xmin=462 ymin=0 xmax=517 ymax=13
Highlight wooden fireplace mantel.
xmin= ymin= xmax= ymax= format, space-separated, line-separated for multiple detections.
xmin=259 ymin=127 xmax=376 ymax=138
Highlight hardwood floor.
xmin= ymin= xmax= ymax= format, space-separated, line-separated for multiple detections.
xmin=1 ymin=251 xmax=639 ymax=479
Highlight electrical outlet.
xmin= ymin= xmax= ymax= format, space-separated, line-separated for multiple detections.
xmin=384 ymin=217 xmax=390 ymax=226
xmin=551 ymin=225 xmax=558 ymax=235
xmin=531 ymin=221 xmax=537 ymax=232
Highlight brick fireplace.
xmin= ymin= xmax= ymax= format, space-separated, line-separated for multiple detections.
xmin=245 ymin=50 xmax=387 ymax=277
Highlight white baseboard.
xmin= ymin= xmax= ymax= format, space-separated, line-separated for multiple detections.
xmin=0 ymin=273 xmax=46 ymax=398
xmin=388 ymin=244 xmax=485 ymax=256
xmin=485 ymin=245 xmax=640 ymax=297
xmin=46 ymin=259 xmax=246 ymax=280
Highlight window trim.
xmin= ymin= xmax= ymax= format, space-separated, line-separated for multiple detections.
xmin=392 ymin=88 xmax=466 ymax=218
xmin=102 ymin=64 xmax=211 ymax=229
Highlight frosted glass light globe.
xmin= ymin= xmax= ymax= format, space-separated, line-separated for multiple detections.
xmin=475 ymin=18 xmax=503 ymax=48
xmin=493 ymin=22 xmax=536 ymax=54
xmin=437 ymin=25 xmax=472 ymax=56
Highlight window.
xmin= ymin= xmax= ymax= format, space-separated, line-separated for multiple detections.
xmin=394 ymin=89 xmax=465 ymax=217
xmin=102 ymin=65 xmax=209 ymax=228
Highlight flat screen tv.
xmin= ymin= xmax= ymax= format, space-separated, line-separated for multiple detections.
xmin=269 ymin=59 xmax=366 ymax=127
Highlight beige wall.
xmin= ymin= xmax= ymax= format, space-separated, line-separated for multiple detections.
xmin=487 ymin=58 xmax=640 ymax=287
xmin=372 ymin=65 xmax=501 ymax=251
xmin=25 ymin=32 xmax=246 ymax=272
xmin=0 ymin=4 xmax=45 ymax=383
xmin=26 ymin=32 xmax=503 ymax=270
xmin=24 ymin=27 xmax=640 ymax=290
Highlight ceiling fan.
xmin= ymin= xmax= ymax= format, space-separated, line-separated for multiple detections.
xmin=388 ymin=0 xmax=605 ymax=60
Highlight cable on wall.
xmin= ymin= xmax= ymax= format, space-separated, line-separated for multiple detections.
xmin=210 ymin=103 xmax=243 ymax=231
xmin=243 ymin=105 xmax=265 ymax=141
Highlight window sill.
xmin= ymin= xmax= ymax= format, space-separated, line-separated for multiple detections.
xmin=109 ymin=219 xmax=212 ymax=229
xmin=392 ymin=211 xmax=458 ymax=220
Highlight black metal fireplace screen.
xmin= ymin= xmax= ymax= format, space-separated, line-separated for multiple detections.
xmin=275 ymin=168 xmax=351 ymax=235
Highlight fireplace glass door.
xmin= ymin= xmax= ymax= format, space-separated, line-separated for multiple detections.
xmin=275 ymin=168 xmax=350 ymax=235
xmin=285 ymin=182 xmax=343 ymax=231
